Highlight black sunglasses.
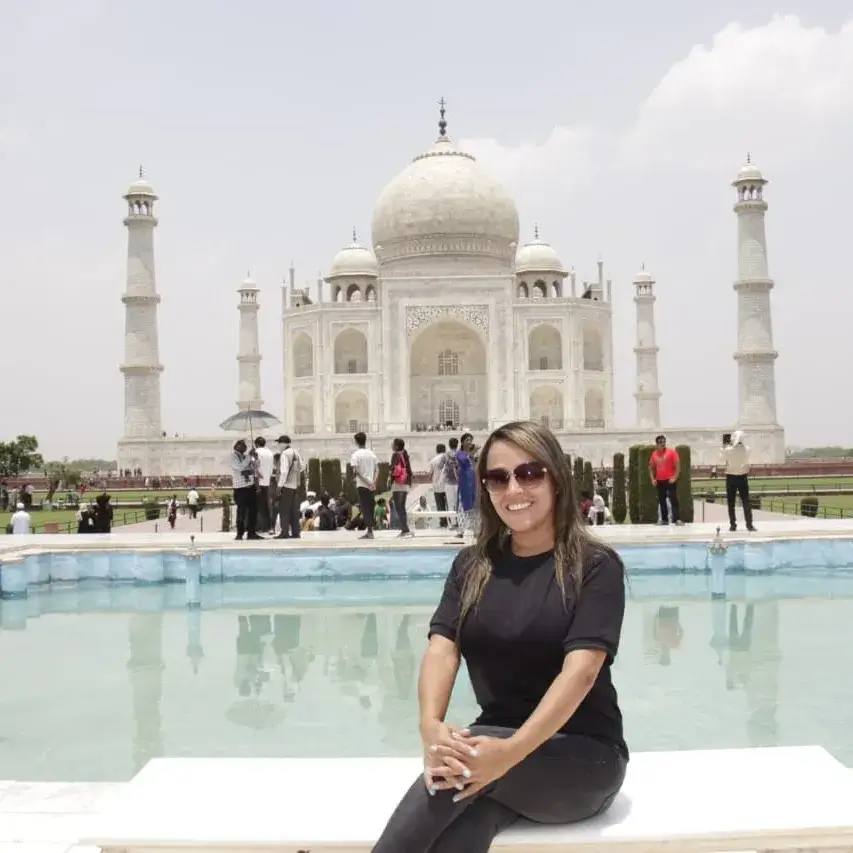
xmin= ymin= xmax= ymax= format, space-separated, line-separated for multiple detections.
xmin=481 ymin=461 xmax=548 ymax=493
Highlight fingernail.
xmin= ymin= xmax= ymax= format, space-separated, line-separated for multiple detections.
xmin=452 ymin=794 xmax=461 ymax=803
xmin=430 ymin=744 xmax=438 ymax=752
xmin=462 ymin=768 xmax=471 ymax=778
xmin=451 ymin=732 xmax=460 ymax=739
xmin=456 ymin=782 xmax=464 ymax=790
xmin=429 ymin=784 xmax=437 ymax=795
xmin=469 ymin=748 xmax=479 ymax=757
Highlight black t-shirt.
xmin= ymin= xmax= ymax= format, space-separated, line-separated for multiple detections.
xmin=429 ymin=542 xmax=627 ymax=755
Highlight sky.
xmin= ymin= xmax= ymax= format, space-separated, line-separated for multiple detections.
xmin=1 ymin=0 xmax=851 ymax=459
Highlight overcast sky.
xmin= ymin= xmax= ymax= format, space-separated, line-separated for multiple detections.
xmin=1 ymin=1 xmax=851 ymax=459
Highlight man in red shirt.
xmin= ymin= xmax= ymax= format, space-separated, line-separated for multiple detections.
xmin=648 ymin=434 xmax=683 ymax=525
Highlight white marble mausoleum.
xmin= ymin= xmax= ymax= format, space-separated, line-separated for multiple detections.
xmin=117 ymin=109 xmax=785 ymax=475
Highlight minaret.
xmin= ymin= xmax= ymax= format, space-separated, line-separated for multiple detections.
xmin=237 ymin=272 xmax=263 ymax=411
xmin=633 ymin=265 xmax=661 ymax=428
xmin=120 ymin=168 xmax=164 ymax=438
xmin=732 ymin=155 xmax=778 ymax=426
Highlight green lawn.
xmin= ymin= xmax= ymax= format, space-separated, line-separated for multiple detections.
xmin=692 ymin=476 xmax=853 ymax=492
xmin=1 ymin=506 xmax=153 ymax=534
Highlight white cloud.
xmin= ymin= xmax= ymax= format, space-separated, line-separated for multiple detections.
xmin=460 ymin=16 xmax=853 ymax=180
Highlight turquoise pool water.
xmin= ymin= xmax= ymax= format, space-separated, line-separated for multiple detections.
xmin=1 ymin=567 xmax=852 ymax=781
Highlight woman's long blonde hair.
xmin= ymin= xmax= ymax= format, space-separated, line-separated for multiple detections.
xmin=458 ymin=420 xmax=603 ymax=626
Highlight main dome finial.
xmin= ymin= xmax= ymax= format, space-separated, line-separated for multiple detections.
xmin=438 ymin=97 xmax=447 ymax=137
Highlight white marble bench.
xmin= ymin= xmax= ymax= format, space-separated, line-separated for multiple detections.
xmin=82 ymin=746 xmax=853 ymax=853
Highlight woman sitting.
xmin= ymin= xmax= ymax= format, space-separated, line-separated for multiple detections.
xmin=373 ymin=420 xmax=627 ymax=853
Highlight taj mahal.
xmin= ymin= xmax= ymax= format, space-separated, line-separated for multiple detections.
xmin=117 ymin=105 xmax=785 ymax=475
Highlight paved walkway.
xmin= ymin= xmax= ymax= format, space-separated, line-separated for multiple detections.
xmin=693 ymin=499 xmax=809 ymax=526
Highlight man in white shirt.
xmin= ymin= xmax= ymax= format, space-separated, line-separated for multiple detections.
xmin=720 ymin=431 xmax=756 ymax=533
xmin=351 ymin=431 xmax=378 ymax=539
xmin=186 ymin=487 xmax=200 ymax=519
xmin=429 ymin=443 xmax=449 ymax=528
xmin=253 ymin=437 xmax=276 ymax=533
xmin=10 ymin=502 xmax=31 ymax=535
xmin=275 ymin=435 xmax=303 ymax=539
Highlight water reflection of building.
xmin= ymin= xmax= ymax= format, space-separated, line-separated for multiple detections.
xmin=724 ymin=600 xmax=781 ymax=746
xmin=127 ymin=613 xmax=165 ymax=773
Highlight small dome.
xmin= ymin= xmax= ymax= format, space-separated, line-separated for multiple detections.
xmin=515 ymin=229 xmax=565 ymax=275
xmin=634 ymin=266 xmax=653 ymax=283
xmin=239 ymin=272 xmax=258 ymax=290
xmin=734 ymin=155 xmax=765 ymax=183
xmin=124 ymin=167 xmax=156 ymax=198
xmin=328 ymin=233 xmax=378 ymax=279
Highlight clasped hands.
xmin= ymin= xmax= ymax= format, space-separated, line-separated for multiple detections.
xmin=422 ymin=722 xmax=519 ymax=803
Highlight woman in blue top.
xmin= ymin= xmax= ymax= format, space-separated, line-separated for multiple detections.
xmin=456 ymin=432 xmax=477 ymax=535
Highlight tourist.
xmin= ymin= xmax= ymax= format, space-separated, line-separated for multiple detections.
xmin=186 ymin=485 xmax=199 ymax=519
xmin=455 ymin=432 xmax=477 ymax=538
xmin=167 ymin=495 xmax=178 ymax=529
xmin=588 ymin=493 xmax=610 ymax=525
xmin=10 ymin=502 xmax=31 ymax=535
xmin=721 ymin=431 xmax=756 ymax=532
xmin=390 ymin=438 xmax=414 ymax=538
xmin=316 ymin=494 xmax=337 ymax=531
xmin=254 ymin=437 xmax=275 ymax=533
xmin=373 ymin=497 xmax=388 ymax=530
xmin=351 ymin=432 xmax=378 ymax=540
xmin=371 ymin=420 xmax=627 ymax=853
xmin=269 ymin=453 xmax=281 ymax=534
xmin=230 ymin=438 xmax=260 ymax=541
xmin=429 ymin=443 xmax=448 ymax=527
xmin=76 ymin=500 xmax=95 ymax=533
xmin=443 ymin=438 xmax=460 ymax=528
xmin=275 ymin=436 xmax=303 ymax=539
xmin=94 ymin=494 xmax=114 ymax=533
xmin=648 ymin=434 xmax=682 ymax=525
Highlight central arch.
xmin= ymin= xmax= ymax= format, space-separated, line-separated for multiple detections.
xmin=333 ymin=328 xmax=368 ymax=374
xmin=409 ymin=320 xmax=488 ymax=429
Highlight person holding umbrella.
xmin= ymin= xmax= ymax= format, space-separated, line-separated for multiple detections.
xmin=231 ymin=438 xmax=260 ymax=540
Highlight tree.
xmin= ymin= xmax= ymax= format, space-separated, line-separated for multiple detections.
xmin=583 ymin=461 xmax=595 ymax=497
xmin=611 ymin=453 xmax=627 ymax=523
xmin=675 ymin=445 xmax=695 ymax=523
xmin=0 ymin=435 xmax=44 ymax=478
xmin=572 ymin=456 xmax=585 ymax=496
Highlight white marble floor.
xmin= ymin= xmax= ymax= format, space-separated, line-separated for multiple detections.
xmin=3 ymin=514 xmax=853 ymax=561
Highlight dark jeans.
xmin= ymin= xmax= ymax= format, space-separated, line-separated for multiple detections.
xmin=434 ymin=491 xmax=448 ymax=528
xmin=257 ymin=485 xmax=271 ymax=532
xmin=358 ymin=486 xmax=375 ymax=531
xmin=392 ymin=490 xmax=409 ymax=533
xmin=372 ymin=727 xmax=626 ymax=853
xmin=278 ymin=487 xmax=301 ymax=538
xmin=233 ymin=486 xmax=257 ymax=538
xmin=726 ymin=474 xmax=753 ymax=528
xmin=656 ymin=481 xmax=679 ymax=523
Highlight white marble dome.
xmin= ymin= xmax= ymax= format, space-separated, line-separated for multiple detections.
xmin=125 ymin=170 xmax=156 ymax=198
xmin=328 ymin=234 xmax=378 ymax=278
xmin=735 ymin=156 xmax=764 ymax=183
xmin=515 ymin=231 xmax=565 ymax=275
xmin=371 ymin=132 xmax=519 ymax=266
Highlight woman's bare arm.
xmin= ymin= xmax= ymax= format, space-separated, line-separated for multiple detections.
xmin=418 ymin=635 xmax=461 ymax=735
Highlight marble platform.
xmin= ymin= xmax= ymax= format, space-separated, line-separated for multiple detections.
xmin=77 ymin=747 xmax=853 ymax=852
xmin=1 ymin=519 xmax=853 ymax=595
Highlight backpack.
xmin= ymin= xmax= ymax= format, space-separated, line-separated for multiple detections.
xmin=392 ymin=453 xmax=408 ymax=485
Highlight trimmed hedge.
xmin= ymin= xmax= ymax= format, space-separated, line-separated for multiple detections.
xmin=343 ymin=463 xmax=359 ymax=503
xmin=142 ymin=497 xmax=160 ymax=520
xmin=611 ymin=453 xmax=627 ymax=524
xmin=675 ymin=445 xmax=694 ymax=523
xmin=376 ymin=461 xmax=390 ymax=494
xmin=627 ymin=446 xmax=640 ymax=523
xmin=220 ymin=494 xmax=232 ymax=532
xmin=573 ymin=456 xmax=585 ymax=497
xmin=629 ymin=444 xmax=659 ymax=524
xmin=320 ymin=458 xmax=343 ymax=496
xmin=800 ymin=496 xmax=819 ymax=517
xmin=583 ymin=461 xmax=595 ymax=498
xmin=307 ymin=458 xmax=322 ymax=494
